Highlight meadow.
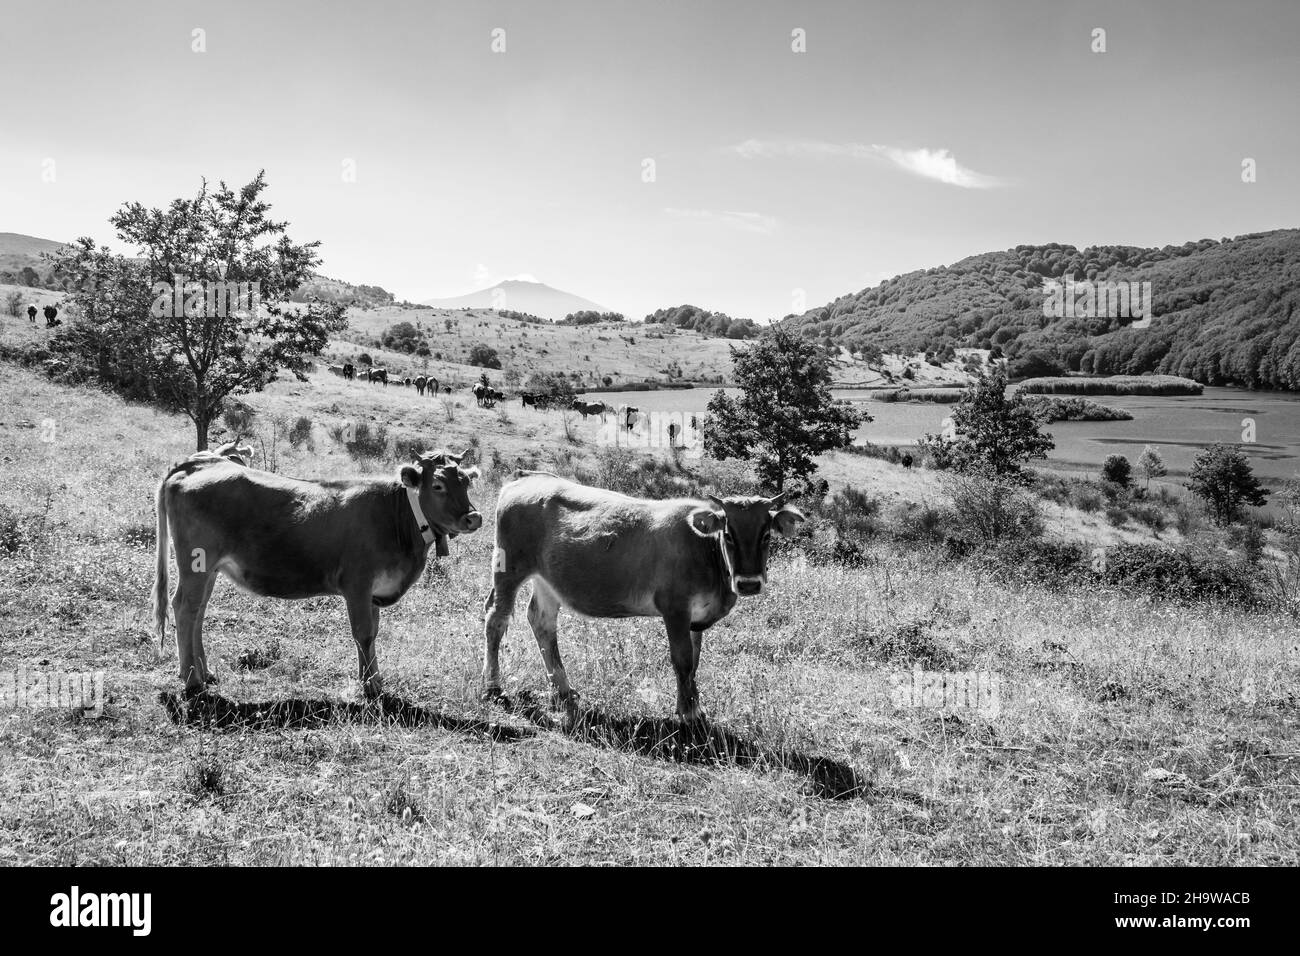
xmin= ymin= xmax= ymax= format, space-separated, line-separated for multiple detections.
xmin=1 ymin=358 xmax=1297 ymax=865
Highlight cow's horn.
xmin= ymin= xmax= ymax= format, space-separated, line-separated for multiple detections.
xmin=707 ymin=493 xmax=726 ymax=508
xmin=768 ymin=491 xmax=787 ymax=507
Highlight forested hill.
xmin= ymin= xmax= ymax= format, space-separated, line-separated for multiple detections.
xmin=783 ymin=229 xmax=1300 ymax=390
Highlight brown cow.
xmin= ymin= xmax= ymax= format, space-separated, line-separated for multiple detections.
xmin=153 ymin=448 xmax=481 ymax=697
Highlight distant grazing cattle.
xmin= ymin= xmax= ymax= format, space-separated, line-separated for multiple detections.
xmin=27 ymin=305 xmax=37 ymax=323
xmin=369 ymin=367 xmax=388 ymax=386
xmin=901 ymin=453 xmax=914 ymax=469
xmin=571 ymin=400 xmax=606 ymax=420
xmin=667 ymin=422 xmax=679 ymax=446
xmin=473 ymin=383 xmax=502 ymax=407
xmin=623 ymin=406 xmax=640 ymax=431
xmin=483 ymin=475 xmax=805 ymax=719
xmin=153 ymin=448 xmax=482 ymax=697
xmin=402 ymin=377 xmax=413 ymax=388
xmin=342 ymin=363 xmax=355 ymax=380
xmin=521 ymin=392 xmax=539 ymax=409
xmin=414 ymin=375 xmax=428 ymax=396
xmin=443 ymin=385 xmax=452 ymax=395
xmin=328 ymin=364 xmax=347 ymax=377
xmin=424 ymin=376 xmax=438 ymax=397
xmin=43 ymin=305 xmax=60 ymax=328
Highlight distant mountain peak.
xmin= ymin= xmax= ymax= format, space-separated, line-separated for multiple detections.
xmin=420 ymin=279 xmax=608 ymax=321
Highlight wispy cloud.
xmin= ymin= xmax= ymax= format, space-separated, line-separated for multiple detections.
xmin=473 ymin=263 xmax=540 ymax=287
xmin=731 ymin=138 xmax=1002 ymax=188
xmin=663 ymin=207 xmax=777 ymax=234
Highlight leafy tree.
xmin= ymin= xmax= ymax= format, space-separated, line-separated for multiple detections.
xmin=4 ymin=291 xmax=23 ymax=317
xmin=1101 ymin=454 xmax=1132 ymax=487
xmin=49 ymin=173 xmax=346 ymax=449
xmin=18 ymin=266 xmax=39 ymax=287
xmin=917 ymin=366 xmax=1054 ymax=481
xmin=1138 ymin=444 xmax=1167 ymax=490
xmin=1008 ymin=349 xmax=1064 ymax=379
xmin=1187 ymin=443 xmax=1269 ymax=524
xmin=469 ymin=342 xmax=501 ymax=369
xmin=703 ymin=326 xmax=862 ymax=491
xmin=382 ymin=321 xmax=423 ymax=353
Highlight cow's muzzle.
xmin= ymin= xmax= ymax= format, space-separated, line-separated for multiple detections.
xmin=458 ymin=511 xmax=483 ymax=533
xmin=735 ymin=575 xmax=764 ymax=596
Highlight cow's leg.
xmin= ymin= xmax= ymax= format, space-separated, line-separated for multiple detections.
xmin=345 ymin=593 xmax=382 ymax=699
xmin=171 ymin=570 xmax=214 ymax=695
xmin=190 ymin=572 xmax=220 ymax=685
xmin=482 ymin=570 xmax=527 ymax=699
xmin=665 ymin=613 xmax=703 ymax=721
xmin=527 ymin=581 xmax=575 ymax=710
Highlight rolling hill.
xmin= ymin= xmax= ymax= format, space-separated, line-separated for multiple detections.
xmin=783 ymin=229 xmax=1300 ymax=390
xmin=421 ymin=279 xmax=609 ymax=321
xmin=0 ymin=232 xmax=67 ymax=285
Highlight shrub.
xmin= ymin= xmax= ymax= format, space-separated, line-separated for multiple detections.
xmin=1101 ymin=454 xmax=1132 ymax=487
xmin=287 ymin=415 xmax=313 ymax=449
xmin=941 ymin=471 xmax=1044 ymax=544
xmin=469 ymin=342 xmax=502 ymax=369
xmin=222 ymin=400 xmax=257 ymax=437
xmin=1071 ymin=486 xmax=1102 ymax=515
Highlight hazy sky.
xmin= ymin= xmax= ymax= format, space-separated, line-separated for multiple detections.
xmin=3 ymin=0 xmax=1297 ymax=319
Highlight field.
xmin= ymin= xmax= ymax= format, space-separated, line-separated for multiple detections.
xmin=1 ymin=357 xmax=1297 ymax=866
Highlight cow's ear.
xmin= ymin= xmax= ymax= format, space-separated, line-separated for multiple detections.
xmin=770 ymin=505 xmax=805 ymax=538
xmin=400 ymin=464 xmax=422 ymax=489
xmin=688 ymin=508 xmax=725 ymax=537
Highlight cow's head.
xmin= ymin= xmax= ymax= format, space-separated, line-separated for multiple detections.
xmin=401 ymin=449 xmax=483 ymax=538
xmin=688 ymin=492 xmax=804 ymax=596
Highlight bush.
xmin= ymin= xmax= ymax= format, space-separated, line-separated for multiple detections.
xmin=1101 ymin=454 xmax=1132 ymax=487
xmin=469 ymin=342 xmax=502 ymax=369
xmin=287 ymin=415 xmax=313 ymax=449
xmin=222 ymin=400 xmax=257 ymax=437
xmin=1128 ymin=502 xmax=1168 ymax=532
xmin=330 ymin=420 xmax=388 ymax=459
xmin=4 ymin=291 xmax=25 ymax=317
xmin=941 ymin=471 xmax=1044 ymax=544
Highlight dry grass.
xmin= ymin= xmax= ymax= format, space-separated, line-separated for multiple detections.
xmin=0 ymin=362 xmax=1296 ymax=865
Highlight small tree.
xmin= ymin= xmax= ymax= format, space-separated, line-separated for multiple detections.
xmin=917 ymin=366 xmax=1054 ymax=482
xmin=4 ymin=291 xmax=24 ymax=317
xmin=469 ymin=342 xmax=501 ymax=369
xmin=703 ymin=327 xmax=862 ymax=491
xmin=1138 ymin=445 xmax=1167 ymax=490
xmin=49 ymin=172 xmax=347 ymax=450
xmin=1101 ymin=454 xmax=1132 ymax=488
xmin=1187 ymin=443 xmax=1269 ymax=525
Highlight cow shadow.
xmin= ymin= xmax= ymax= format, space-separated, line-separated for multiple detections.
xmin=158 ymin=690 xmax=532 ymax=743
xmin=504 ymin=691 xmax=872 ymax=801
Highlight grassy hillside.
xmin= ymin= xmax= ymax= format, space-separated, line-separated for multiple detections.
xmin=0 ymin=233 xmax=67 ymax=287
xmin=785 ymin=229 xmax=1300 ymax=391
xmin=1 ymin=360 xmax=1296 ymax=864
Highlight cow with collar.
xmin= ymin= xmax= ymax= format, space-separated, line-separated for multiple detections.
xmin=153 ymin=447 xmax=481 ymax=697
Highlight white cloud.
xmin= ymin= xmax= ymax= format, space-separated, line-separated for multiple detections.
xmin=664 ymin=207 xmax=777 ymax=234
xmin=730 ymin=138 xmax=1001 ymax=188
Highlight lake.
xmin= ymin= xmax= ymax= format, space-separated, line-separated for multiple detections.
xmin=589 ymin=386 xmax=1300 ymax=484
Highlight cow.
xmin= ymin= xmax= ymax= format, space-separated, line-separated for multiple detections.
xmin=328 ymin=364 xmax=347 ymax=377
xmin=443 ymin=385 xmax=452 ymax=394
xmin=521 ymin=392 xmax=539 ymax=409
xmin=153 ymin=448 xmax=482 ymax=698
xmin=342 ymin=363 xmax=355 ymax=380
xmin=482 ymin=474 xmax=805 ymax=720
xmin=43 ymin=305 xmax=59 ymax=327
xmin=27 ymin=305 xmax=37 ymax=323
xmin=369 ymin=367 xmax=389 ymax=386
xmin=414 ymin=375 xmax=427 ymax=396
xmin=623 ymin=406 xmax=640 ymax=432
xmin=571 ymin=400 xmax=606 ymax=420
xmin=402 ymin=377 xmax=413 ymax=388
xmin=473 ymin=383 xmax=502 ymax=407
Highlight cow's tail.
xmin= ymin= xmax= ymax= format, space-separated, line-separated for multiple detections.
xmin=151 ymin=477 xmax=171 ymax=653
